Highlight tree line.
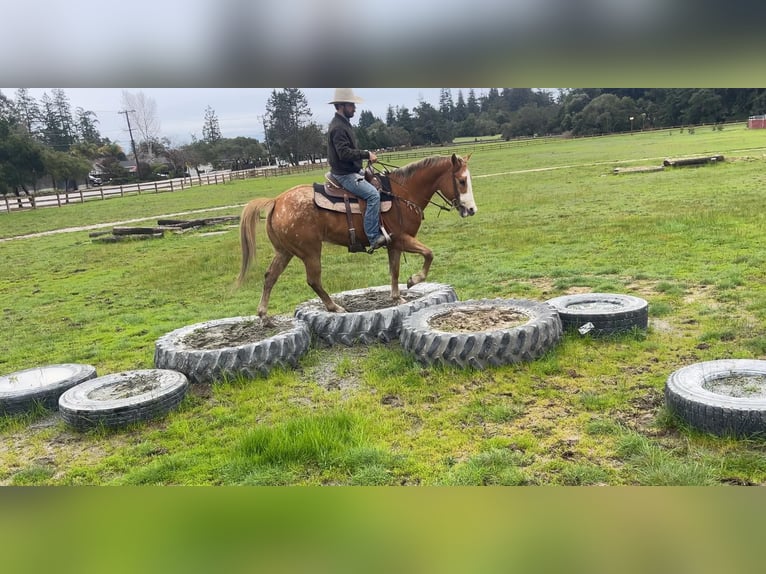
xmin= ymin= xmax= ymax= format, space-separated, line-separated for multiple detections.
xmin=2 ymin=88 xmax=765 ymax=197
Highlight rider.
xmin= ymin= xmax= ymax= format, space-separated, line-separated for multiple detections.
xmin=327 ymin=88 xmax=388 ymax=253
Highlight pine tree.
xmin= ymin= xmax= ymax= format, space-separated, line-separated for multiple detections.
xmin=202 ymin=105 xmax=222 ymax=143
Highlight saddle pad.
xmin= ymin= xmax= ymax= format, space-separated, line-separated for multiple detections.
xmin=313 ymin=183 xmax=392 ymax=214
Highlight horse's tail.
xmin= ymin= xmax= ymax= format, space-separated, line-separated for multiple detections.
xmin=236 ymin=198 xmax=275 ymax=288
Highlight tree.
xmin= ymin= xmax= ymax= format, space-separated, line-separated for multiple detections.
xmin=202 ymin=105 xmax=222 ymax=143
xmin=76 ymin=108 xmax=101 ymax=145
xmin=264 ymin=88 xmax=318 ymax=165
xmin=466 ymin=89 xmax=480 ymax=115
xmin=683 ymin=89 xmax=724 ymax=125
xmin=13 ymin=88 xmax=41 ymax=135
xmin=39 ymin=90 xmax=75 ymax=151
xmin=42 ymin=148 xmax=91 ymax=192
xmin=121 ymin=90 xmax=161 ymax=160
xmin=439 ymin=88 xmax=454 ymax=121
xmin=0 ymin=117 xmax=45 ymax=199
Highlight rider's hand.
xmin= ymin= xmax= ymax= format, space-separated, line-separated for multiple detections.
xmin=367 ymin=151 xmax=378 ymax=163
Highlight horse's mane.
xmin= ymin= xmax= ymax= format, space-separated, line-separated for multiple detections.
xmin=390 ymin=155 xmax=451 ymax=183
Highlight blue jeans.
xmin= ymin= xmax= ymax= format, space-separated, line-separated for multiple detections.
xmin=333 ymin=171 xmax=381 ymax=243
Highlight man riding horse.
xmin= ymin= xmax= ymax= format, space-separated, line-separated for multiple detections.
xmin=327 ymin=88 xmax=390 ymax=254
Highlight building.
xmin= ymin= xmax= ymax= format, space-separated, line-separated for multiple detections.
xmin=748 ymin=115 xmax=766 ymax=129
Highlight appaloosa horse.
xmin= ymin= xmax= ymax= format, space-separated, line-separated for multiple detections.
xmin=237 ymin=153 xmax=477 ymax=318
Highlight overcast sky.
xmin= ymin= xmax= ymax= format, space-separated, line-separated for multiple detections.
xmin=1 ymin=88 xmax=460 ymax=150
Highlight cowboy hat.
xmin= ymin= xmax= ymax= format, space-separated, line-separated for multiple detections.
xmin=329 ymin=88 xmax=364 ymax=104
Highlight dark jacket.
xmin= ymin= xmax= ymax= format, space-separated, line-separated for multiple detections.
xmin=327 ymin=113 xmax=370 ymax=175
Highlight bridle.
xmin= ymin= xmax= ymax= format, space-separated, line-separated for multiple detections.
xmin=373 ymin=159 xmax=463 ymax=217
xmin=433 ymin=174 xmax=463 ymax=213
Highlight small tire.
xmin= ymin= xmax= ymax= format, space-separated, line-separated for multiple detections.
xmin=665 ymin=359 xmax=766 ymax=437
xmin=545 ymin=292 xmax=648 ymax=335
xmin=294 ymin=282 xmax=458 ymax=346
xmin=58 ymin=369 xmax=188 ymax=431
xmin=399 ymin=299 xmax=563 ymax=369
xmin=154 ymin=315 xmax=310 ymax=384
xmin=0 ymin=364 xmax=97 ymax=416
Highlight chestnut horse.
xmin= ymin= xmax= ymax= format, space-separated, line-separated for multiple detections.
xmin=237 ymin=153 xmax=477 ymax=318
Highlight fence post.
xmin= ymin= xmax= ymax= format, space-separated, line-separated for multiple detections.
xmin=154 ymin=181 xmax=159 ymax=193
xmin=56 ymin=192 xmax=61 ymax=207
xmin=4 ymin=195 xmax=9 ymax=213
xmin=99 ymin=187 xmax=104 ymax=200
xmin=120 ymin=185 xmax=124 ymax=197
xmin=79 ymin=188 xmax=84 ymax=203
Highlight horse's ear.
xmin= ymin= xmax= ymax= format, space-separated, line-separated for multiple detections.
xmin=464 ymin=153 xmax=472 ymax=163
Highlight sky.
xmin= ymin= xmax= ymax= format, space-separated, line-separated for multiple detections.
xmin=2 ymin=88 xmax=456 ymax=150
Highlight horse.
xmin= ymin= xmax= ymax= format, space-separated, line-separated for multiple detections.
xmin=236 ymin=153 xmax=477 ymax=318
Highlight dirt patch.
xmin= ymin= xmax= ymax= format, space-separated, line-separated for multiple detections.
xmin=430 ymin=308 xmax=528 ymax=333
xmin=704 ymin=375 xmax=766 ymax=398
xmin=88 ymin=373 xmax=161 ymax=400
xmin=182 ymin=318 xmax=292 ymax=349
xmin=335 ymin=290 xmax=421 ymax=312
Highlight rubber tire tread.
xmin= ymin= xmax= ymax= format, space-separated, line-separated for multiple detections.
xmin=0 ymin=364 xmax=97 ymax=415
xmin=58 ymin=369 xmax=188 ymax=430
xmin=665 ymin=359 xmax=766 ymax=437
xmin=545 ymin=293 xmax=648 ymax=335
xmin=399 ymin=299 xmax=563 ymax=369
xmin=154 ymin=315 xmax=311 ymax=384
xmin=294 ymin=282 xmax=458 ymax=346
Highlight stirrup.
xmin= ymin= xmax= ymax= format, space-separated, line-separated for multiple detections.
xmin=380 ymin=226 xmax=392 ymax=245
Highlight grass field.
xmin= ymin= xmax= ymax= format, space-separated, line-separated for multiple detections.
xmin=3 ymin=124 xmax=766 ymax=485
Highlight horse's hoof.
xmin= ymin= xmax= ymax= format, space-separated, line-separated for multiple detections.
xmin=394 ymin=297 xmax=406 ymax=305
xmin=330 ymin=305 xmax=346 ymax=313
xmin=406 ymin=278 xmax=415 ymax=288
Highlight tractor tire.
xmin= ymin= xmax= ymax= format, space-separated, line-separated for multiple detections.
xmin=399 ymin=298 xmax=563 ymax=369
xmin=294 ymin=282 xmax=458 ymax=346
xmin=154 ymin=315 xmax=310 ymax=384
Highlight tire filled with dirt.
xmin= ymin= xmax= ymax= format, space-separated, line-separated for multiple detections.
xmin=154 ymin=315 xmax=310 ymax=384
xmin=399 ymin=298 xmax=563 ymax=369
xmin=58 ymin=369 xmax=188 ymax=430
xmin=294 ymin=282 xmax=458 ymax=346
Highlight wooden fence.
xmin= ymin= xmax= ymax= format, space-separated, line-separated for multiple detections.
xmin=0 ymin=162 xmax=331 ymax=214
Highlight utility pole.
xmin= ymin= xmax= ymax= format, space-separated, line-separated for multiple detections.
xmin=119 ymin=109 xmax=141 ymax=180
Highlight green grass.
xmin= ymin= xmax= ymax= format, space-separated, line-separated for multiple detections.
xmin=3 ymin=125 xmax=766 ymax=485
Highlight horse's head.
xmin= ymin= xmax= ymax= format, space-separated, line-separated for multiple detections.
xmin=449 ymin=153 xmax=477 ymax=218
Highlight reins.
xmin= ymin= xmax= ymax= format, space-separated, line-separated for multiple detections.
xmin=370 ymin=159 xmax=460 ymax=218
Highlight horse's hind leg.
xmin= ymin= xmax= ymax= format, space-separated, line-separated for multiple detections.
xmin=258 ymin=250 xmax=293 ymax=319
xmin=303 ymin=252 xmax=346 ymax=313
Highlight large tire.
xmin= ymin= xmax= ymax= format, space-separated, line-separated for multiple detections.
xmin=154 ymin=315 xmax=310 ymax=384
xmin=545 ymin=293 xmax=648 ymax=335
xmin=399 ymin=299 xmax=563 ymax=369
xmin=0 ymin=364 xmax=97 ymax=416
xmin=665 ymin=359 xmax=766 ymax=437
xmin=294 ymin=282 xmax=458 ymax=346
xmin=59 ymin=369 xmax=188 ymax=431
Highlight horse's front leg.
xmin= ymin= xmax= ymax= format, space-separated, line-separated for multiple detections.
xmin=387 ymin=249 xmax=406 ymax=304
xmin=398 ymin=237 xmax=433 ymax=288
